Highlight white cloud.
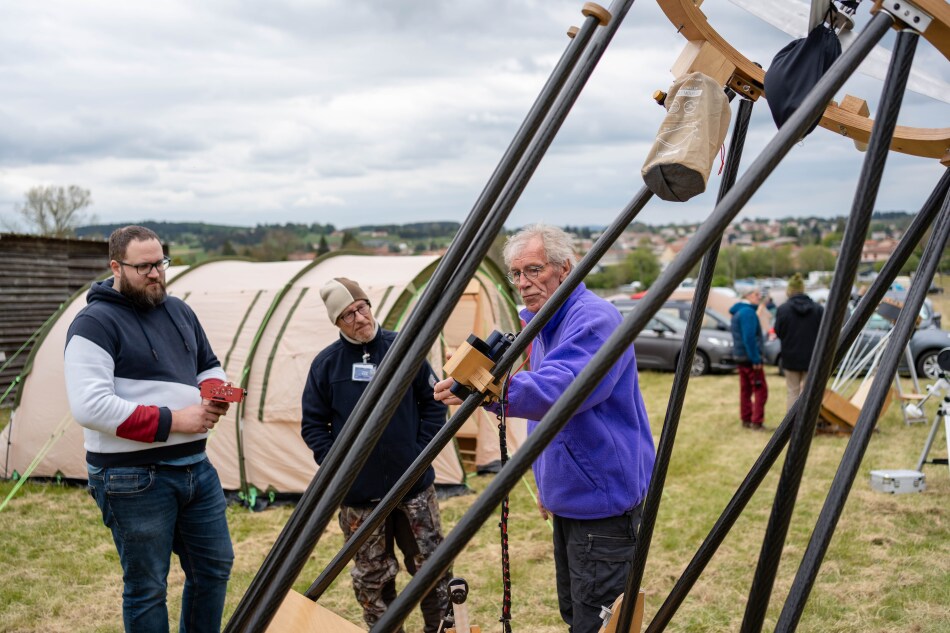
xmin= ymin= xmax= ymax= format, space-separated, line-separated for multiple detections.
xmin=0 ymin=0 xmax=945 ymax=230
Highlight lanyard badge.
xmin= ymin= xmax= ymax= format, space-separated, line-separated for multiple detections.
xmin=353 ymin=352 xmax=375 ymax=382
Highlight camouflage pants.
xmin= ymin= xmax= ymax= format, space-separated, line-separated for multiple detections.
xmin=339 ymin=485 xmax=451 ymax=633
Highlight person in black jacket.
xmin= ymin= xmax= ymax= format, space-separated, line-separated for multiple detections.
xmin=774 ymin=273 xmax=824 ymax=411
xmin=301 ymin=277 xmax=450 ymax=632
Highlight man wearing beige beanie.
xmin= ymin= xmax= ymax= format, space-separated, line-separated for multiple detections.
xmin=774 ymin=273 xmax=823 ymax=411
xmin=300 ymin=277 xmax=451 ymax=632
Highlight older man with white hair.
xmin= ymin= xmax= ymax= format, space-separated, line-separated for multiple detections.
xmin=435 ymin=224 xmax=655 ymax=633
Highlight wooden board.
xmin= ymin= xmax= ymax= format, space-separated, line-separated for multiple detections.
xmin=600 ymin=589 xmax=646 ymax=633
xmin=819 ymin=389 xmax=858 ymax=435
xmin=264 ymin=590 xmax=364 ymax=633
xmin=848 ymin=380 xmax=894 ymax=416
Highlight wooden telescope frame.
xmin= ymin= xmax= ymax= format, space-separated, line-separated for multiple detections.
xmin=657 ymin=0 xmax=950 ymax=164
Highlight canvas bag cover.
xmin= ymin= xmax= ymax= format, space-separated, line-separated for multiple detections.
xmin=641 ymin=72 xmax=731 ymax=202
xmin=764 ymin=23 xmax=842 ymax=136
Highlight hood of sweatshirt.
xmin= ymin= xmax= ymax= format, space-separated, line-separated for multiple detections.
xmin=786 ymin=293 xmax=818 ymax=315
xmin=86 ymin=278 xmax=189 ymax=360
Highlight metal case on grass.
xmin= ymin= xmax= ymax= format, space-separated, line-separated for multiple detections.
xmin=869 ymin=469 xmax=926 ymax=494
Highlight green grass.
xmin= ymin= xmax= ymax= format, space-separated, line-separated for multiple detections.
xmin=1 ymin=368 xmax=949 ymax=632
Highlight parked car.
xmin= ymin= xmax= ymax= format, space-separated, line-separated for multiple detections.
xmin=611 ymin=299 xmax=735 ymax=376
xmin=654 ymin=300 xmax=733 ymax=332
xmin=763 ymin=297 xmax=950 ymax=379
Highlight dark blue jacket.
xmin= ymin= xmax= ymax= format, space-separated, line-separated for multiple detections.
xmin=300 ymin=327 xmax=446 ymax=506
xmin=730 ymin=301 xmax=764 ymax=365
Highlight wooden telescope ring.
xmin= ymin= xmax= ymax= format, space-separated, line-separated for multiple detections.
xmin=656 ymin=0 xmax=950 ymax=164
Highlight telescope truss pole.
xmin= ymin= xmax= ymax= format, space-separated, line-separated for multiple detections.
xmin=740 ymin=14 xmax=914 ymax=633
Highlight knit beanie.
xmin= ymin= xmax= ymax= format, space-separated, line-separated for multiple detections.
xmin=320 ymin=278 xmax=369 ymax=324
xmin=787 ymin=273 xmax=805 ymax=295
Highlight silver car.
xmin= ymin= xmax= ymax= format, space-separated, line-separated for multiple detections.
xmin=611 ymin=299 xmax=736 ymax=376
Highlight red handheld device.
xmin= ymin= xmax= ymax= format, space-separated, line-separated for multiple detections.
xmin=200 ymin=382 xmax=246 ymax=404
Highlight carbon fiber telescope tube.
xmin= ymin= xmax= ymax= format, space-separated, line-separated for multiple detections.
xmin=307 ymin=183 xmax=655 ymax=600
xmin=778 ymin=156 xmax=948 ymax=633
xmin=615 ymin=96 xmax=755 ymax=633
xmin=374 ymin=10 xmax=895 ymax=632
xmin=224 ymin=11 xmax=607 ymax=633
xmin=646 ymin=166 xmax=950 ymax=632
xmin=740 ymin=18 xmax=911 ymax=633
xmin=230 ymin=4 xmax=641 ymax=631
xmin=777 ymin=66 xmax=946 ymax=633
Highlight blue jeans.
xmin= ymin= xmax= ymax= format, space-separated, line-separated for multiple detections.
xmin=87 ymin=459 xmax=234 ymax=633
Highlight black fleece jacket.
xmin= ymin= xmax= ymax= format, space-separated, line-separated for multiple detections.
xmin=774 ymin=293 xmax=824 ymax=372
xmin=300 ymin=327 xmax=447 ymax=506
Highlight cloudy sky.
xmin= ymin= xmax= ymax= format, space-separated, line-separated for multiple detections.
xmin=1 ymin=0 xmax=947 ymax=230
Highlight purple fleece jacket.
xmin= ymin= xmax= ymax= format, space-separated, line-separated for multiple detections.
xmin=495 ymin=283 xmax=655 ymax=520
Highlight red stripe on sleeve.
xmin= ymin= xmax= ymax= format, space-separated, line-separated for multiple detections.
xmin=116 ymin=405 xmax=161 ymax=443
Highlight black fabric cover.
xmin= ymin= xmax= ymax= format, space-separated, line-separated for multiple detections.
xmin=764 ymin=24 xmax=842 ymax=136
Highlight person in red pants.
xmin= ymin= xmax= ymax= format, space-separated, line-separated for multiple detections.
xmin=730 ymin=287 xmax=769 ymax=430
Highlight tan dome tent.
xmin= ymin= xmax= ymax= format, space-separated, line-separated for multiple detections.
xmin=1 ymin=254 xmax=524 ymax=506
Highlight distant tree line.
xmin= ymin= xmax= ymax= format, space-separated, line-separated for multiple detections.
xmin=8 ymin=184 xmax=940 ymax=275
xmin=353 ymin=222 xmax=461 ymax=239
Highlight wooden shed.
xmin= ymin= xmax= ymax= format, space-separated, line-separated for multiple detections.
xmin=0 ymin=233 xmax=109 ymax=404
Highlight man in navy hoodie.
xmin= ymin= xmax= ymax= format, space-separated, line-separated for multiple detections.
xmin=301 ymin=277 xmax=451 ymax=632
xmin=64 ymin=226 xmax=233 ymax=632
xmin=730 ymin=286 xmax=769 ymax=430
xmin=435 ymin=224 xmax=655 ymax=633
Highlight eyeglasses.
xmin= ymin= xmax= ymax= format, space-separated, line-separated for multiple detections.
xmin=506 ymin=264 xmax=546 ymax=285
xmin=340 ymin=302 xmax=371 ymax=324
xmin=118 ymin=256 xmax=171 ymax=276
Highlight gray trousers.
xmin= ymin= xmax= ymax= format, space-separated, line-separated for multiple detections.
xmin=785 ymin=369 xmax=807 ymax=412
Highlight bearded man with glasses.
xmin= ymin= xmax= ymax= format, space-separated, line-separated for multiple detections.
xmin=64 ymin=225 xmax=234 ymax=632
xmin=435 ymin=224 xmax=655 ymax=633
xmin=301 ymin=277 xmax=451 ymax=632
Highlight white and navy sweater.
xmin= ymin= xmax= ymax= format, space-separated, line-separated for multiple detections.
xmin=64 ymin=278 xmax=227 ymax=467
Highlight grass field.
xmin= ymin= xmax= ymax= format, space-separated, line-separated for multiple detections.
xmin=1 ymin=291 xmax=949 ymax=632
